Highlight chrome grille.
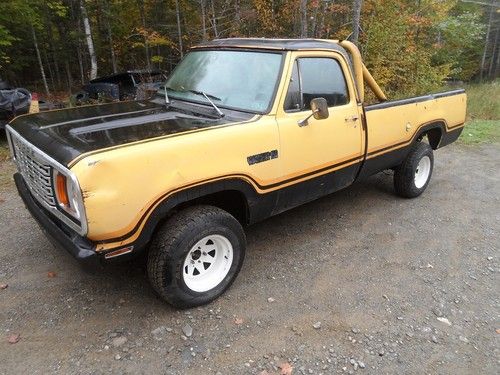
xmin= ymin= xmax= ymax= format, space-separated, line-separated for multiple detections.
xmin=10 ymin=134 xmax=56 ymax=207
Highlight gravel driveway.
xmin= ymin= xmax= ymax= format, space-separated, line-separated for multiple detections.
xmin=0 ymin=142 xmax=498 ymax=375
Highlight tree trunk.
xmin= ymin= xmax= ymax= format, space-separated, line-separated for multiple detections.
xmin=175 ymin=0 xmax=184 ymax=57
xmin=77 ymin=41 xmax=85 ymax=85
xmin=65 ymin=60 xmax=73 ymax=92
xmin=31 ymin=26 xmax=50 ymax=97
xmin=311 ymin=1 xmax=319 ymax=37
xmin=480 ymin=1 xmax=494 ymax=81
xmin=317 ymin=1 xmax=326 ymax=38
xmin=210 ymin=0 xmax=218 ymax=38
xmin=488 ymin=23 xmax=499 ymax=79
xmin=139 ymin=0 xmax=151 ymax=70
xmin=53 ymin=53 xmax=62 ymax=88
xmin=352 ymin=0 xmax=363 ymax=44
xmin=45 ymin=21 xmax=62 ymax=88
xmin=495 ymin=31 xmax=500 ymax=78
xmin=233 ymin=0 xmax=241 ymax=36
xmin=107 ymin=24 xmax=117 ymax=73
xmin=201 ymin=0 xmax=207 ymax=40
xmin=43 ymin=49 xmax=55 ymax=92
xmin=80 ymin=0 xmax=98 ymax=80
xmin=300 ymin=0 xmax=308 ymax=38
xmin=104 ymin=0 xmax=117 ymax=73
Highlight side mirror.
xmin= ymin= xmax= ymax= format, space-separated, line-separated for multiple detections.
xmin=298 ymin=98 xmax=329 ymax=127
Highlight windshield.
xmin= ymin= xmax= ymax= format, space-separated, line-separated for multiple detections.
xmin=162 ymin=50 xmax=283 ymax=113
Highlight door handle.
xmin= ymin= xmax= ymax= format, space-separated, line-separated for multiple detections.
xmin=345 ymin=115 xmax=359 ymax=123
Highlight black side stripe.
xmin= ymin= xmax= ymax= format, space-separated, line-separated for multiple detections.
xmin=97 ymin=155 xmax=363 ymax=244
xmin=366 ymin=121 xmax=464 ymax=157
xmin=97 ymin=121 xmax=463 ymax=245
xmin=247 ymin=150 xmax=279 ymax=165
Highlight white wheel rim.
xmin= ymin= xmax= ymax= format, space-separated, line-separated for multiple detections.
xmin=182 ymin=235 xmax=233 ymax=293
xmin=414 ymin=156 xmax=431 ymax=189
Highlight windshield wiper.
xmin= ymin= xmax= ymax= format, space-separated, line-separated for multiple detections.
xmin=163 ymin=87 xmax=225 ymax=118
xmin=187 ymin=90 xmax=225 ymax=118
xmin=163 ymin=83 xmax=170 ymax=107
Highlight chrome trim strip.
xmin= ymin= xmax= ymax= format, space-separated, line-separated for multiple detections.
xmin=5 ymin=125 xmax=88 ymax=236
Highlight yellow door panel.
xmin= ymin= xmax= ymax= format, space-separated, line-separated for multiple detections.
xmin=275 ymin=51 xmax=364 ymax=181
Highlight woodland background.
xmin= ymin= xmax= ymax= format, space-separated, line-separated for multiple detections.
xmin=0 ymin=0 xmax=499 ymax=100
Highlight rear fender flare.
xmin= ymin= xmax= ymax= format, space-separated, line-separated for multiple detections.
xmin=415 ymin=121 xmax=446 ymax=149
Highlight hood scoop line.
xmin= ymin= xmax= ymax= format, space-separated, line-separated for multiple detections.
xmin=69 ymin=111 xmax=208 ymax=136
xmin=39 ymin=108 xmax=156 ymax=130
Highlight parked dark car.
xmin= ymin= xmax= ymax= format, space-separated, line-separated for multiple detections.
xmin=0 ymin=80 xmax=31 ymax=130
xmin=73 ymin=70 xmax=165 ymax=104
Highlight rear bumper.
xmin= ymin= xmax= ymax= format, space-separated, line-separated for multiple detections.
xmin=14 ymin=173 xmax=101 ymax=268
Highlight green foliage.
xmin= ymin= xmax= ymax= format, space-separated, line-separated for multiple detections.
xmin=0 ymin=0 xmax=495 ymax=98
xmin=362 ymin=0 xmax=456 ymax=98
xmin=434 ymin=11 xmax=486 ymax=81
xmin=0 ymin=25 xmax=16 ymax=67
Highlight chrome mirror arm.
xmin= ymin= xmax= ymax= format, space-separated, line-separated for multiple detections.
xmin=297 ymin=109 xmax=319 ymax=127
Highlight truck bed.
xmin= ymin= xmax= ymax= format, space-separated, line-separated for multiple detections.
xmin=359 ymin=89 xmax=466 ymax=178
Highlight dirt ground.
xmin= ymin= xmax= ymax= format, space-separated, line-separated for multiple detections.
xmin=0 ymin=140 xmax=498 ymax=375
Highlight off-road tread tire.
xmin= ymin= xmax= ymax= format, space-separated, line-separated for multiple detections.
xmin=394 ymin=142 xmax=434 ymax=198
xmin=147 ymin=205 xmax=246 ymax=309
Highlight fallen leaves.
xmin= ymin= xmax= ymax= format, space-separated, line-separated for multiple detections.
xmin=7 ymin=334 xmax=20 ymax=344
xmin=47 ymin=271 xmax=57 ymax=278
xmin=0 ymin=284 xmax=8 ymax=290
xmin=234 ymin=317 xmax=244 ymax=325
xmin=279 ymin=362 xmax=293 ymax=375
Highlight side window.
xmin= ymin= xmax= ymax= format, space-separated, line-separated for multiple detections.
xmin=284 ymin=57 xmax=349 ymax=112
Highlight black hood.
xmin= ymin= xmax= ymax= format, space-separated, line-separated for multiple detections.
xmin=8 ymin=100 xmax=254 ymax=166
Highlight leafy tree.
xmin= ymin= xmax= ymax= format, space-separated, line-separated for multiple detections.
xmin=0 ymin=0 xmax=496 ymax=98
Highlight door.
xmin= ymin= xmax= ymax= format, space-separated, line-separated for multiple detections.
xmin=274 ymin=52 xmax=364 ymax=212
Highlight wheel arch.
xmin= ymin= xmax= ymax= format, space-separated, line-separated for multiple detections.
xmin=416 ymin=121 xmax=446 ymax=150
xmin=122 ymin=177 xmax=276 ymax=254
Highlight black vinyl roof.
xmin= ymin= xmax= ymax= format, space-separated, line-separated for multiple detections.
xmin=192 ymin=38 xmax=347 ymax=54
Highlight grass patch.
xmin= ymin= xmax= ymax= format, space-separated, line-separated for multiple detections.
xmin=458 ymin=81 xmax=500 ymax=145
xmin=466 ymin=81 xmax=500 ymax=121
xmin=460 ymin=119 xmax=500 ymax=145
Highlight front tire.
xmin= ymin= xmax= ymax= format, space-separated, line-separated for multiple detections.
xmin=147 ymin=205 xmax=246 ymax=308
xmin=394 ymin=142 xmax=434 ymax=198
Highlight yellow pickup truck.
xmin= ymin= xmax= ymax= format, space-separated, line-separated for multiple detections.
xmin=6 ymin=39 xmax=466 ymax=307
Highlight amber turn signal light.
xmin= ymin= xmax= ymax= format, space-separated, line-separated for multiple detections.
xmin=55 ymin=173 xmax=70 ymax=207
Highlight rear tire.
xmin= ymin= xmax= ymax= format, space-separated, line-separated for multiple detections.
xmin=394 ymin=142 xmax=434 ymax=198
xmin=147 ymin=205 xmax=246 ymax=308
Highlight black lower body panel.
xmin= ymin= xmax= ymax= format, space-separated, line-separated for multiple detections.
xmin=272 ymin=163 xmax=360 ymax=215
xmin=14 ymin=173 xmax=101 ymax=268
xmin=357 ymin=147 xmax=409 ymax=180
xmin=357 ymin=126 xmax=464 ymax=180
xmin=438 ymin=127 xmax=464 ymax=148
